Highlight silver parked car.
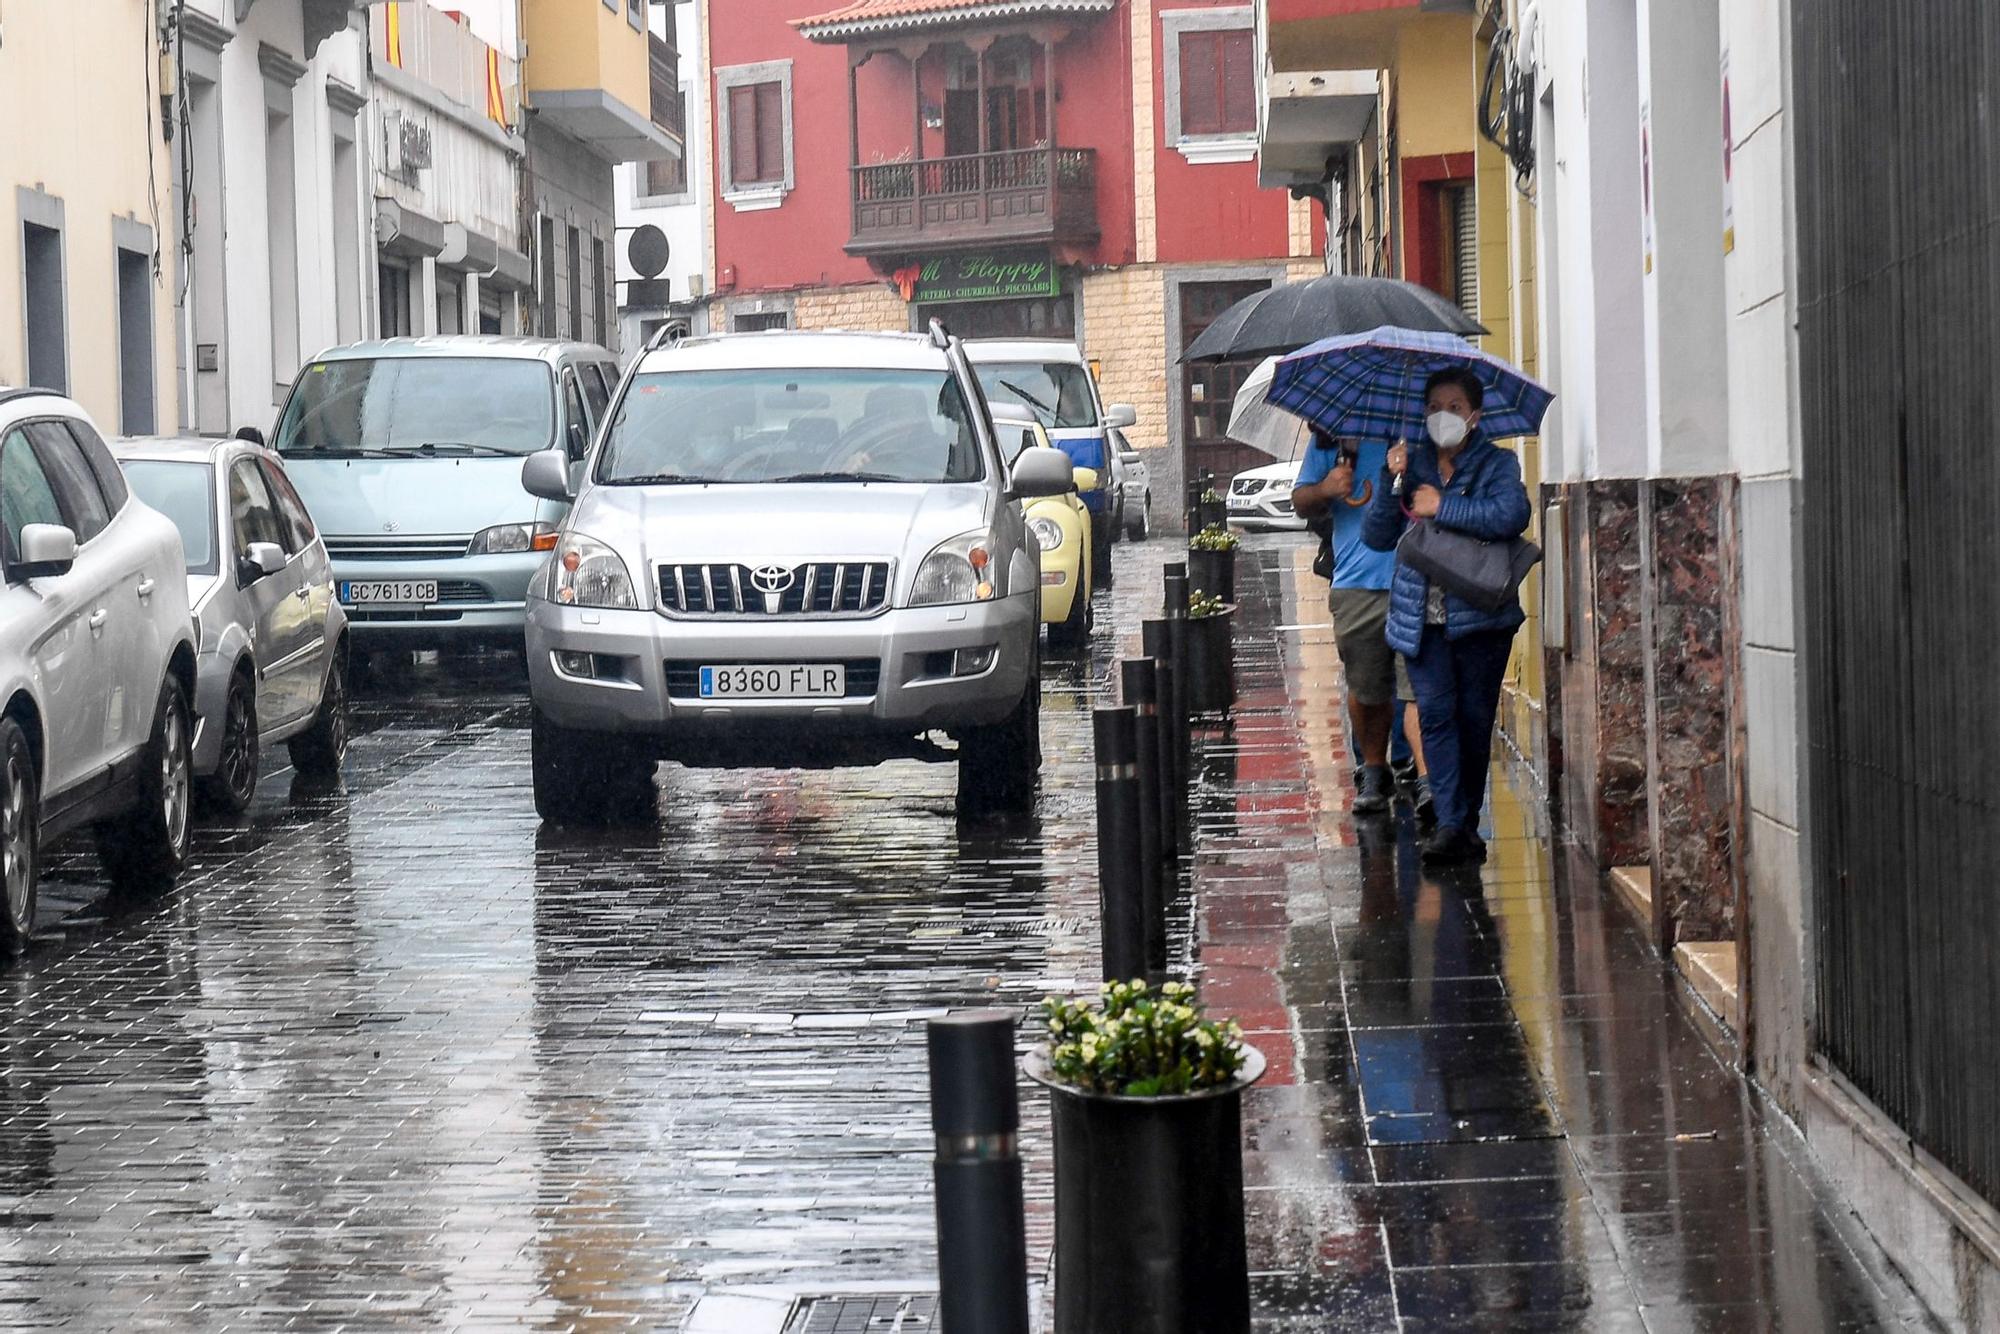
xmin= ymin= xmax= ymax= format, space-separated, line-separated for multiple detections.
xmin=114 ymin=438 xmax=351 ymax=813
xmin=520 ymin=326 xmax=1077 ymax=824
xmin=0 ymin=389 xmax=201 ymax=949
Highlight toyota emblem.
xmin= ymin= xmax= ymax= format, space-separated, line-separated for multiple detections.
xmin=750 ymin=564 xmax=794 ymax=595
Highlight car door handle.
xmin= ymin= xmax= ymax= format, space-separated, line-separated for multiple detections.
xmin=88 ymin=609 xmax=108 ymax=632
xmin=136 ymin=577 xmax=156 ymax=600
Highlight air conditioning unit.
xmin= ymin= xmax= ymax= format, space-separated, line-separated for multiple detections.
xmin=687 ymin=273 xmax=706 ymax=300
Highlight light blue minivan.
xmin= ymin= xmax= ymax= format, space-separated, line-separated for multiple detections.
xmin=270 ymin=337 xmax=620 ymax=654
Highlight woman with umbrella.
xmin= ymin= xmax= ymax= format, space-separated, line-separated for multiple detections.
xmin=1269 ymin=329 xmax=1547 ymax=864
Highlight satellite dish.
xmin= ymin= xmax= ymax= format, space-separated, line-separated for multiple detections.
xmin=628 ymin=224 xmax=670 ymax=280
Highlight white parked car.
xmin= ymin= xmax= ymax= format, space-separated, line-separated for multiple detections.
xmin=1112 ymin=428 xmax=1151 ymax=539
xmin=115 ymin=438 xmax=351 ymax=814
xmin=0 ymin=389 xmax=201 ymax=950
xmin=1226 ymin=458 xmax=1307 ymax=530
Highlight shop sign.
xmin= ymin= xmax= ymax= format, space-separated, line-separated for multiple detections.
xmin=890 ymin=250 xmax=1059 ymax=304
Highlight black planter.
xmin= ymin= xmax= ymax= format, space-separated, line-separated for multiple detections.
xmin=1185 ymin=546 xmax=1236 ymax=605
xmin=1183 ymin=608 xmax=1236 ymax=714
xmin=1025 ymin=1046 xmax=1266 ymax=1334
xmin=1194 ymin=497 xmax=1228 ymax=530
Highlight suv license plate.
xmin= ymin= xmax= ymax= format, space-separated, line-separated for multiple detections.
xmin=341 ymin=580 xmax=438 ymax=606
xmin=699 ymin=664 xmax=845 ymax=699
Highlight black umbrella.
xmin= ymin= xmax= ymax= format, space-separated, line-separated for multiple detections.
xmin=1181 ymin=274 xmax=1486 ymax=364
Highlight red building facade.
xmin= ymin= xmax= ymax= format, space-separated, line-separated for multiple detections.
xmin=701 ymin=0 xmax=1321 ymax=496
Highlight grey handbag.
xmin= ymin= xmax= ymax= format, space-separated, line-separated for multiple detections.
xmin=1395 ymin=519 xmax=1542 ymax=613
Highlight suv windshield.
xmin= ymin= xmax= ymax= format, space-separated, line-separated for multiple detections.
xmin=598 ymin=367 xmax=984 ymax=485
xmin=122 ymin=460 xmax=218 ymax=576
xmin=973 ymin=361 xmax=1098 ymax=429
xmin=273 ymin=356 xmax=556 ymax=457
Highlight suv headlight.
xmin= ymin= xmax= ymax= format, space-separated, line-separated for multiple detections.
xmin=550 ymin=531 xmax=638 ymax=609
xmin=469 ymin=522 xmax=559 ymax=555
xmin=1028 ymin=515 xmax=1064 ymax=552
xmin=910 ymin=529 xmax=1004 ymax=606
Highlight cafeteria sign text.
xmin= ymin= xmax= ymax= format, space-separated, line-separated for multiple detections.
xmin=891 ymin=251 xmax=1058 ymax=303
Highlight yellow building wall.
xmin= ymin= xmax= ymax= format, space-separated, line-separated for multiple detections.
xmin=524 ymin=0 xmax=649 ymax=113
xmin=1393 ymin=15 xmax=1479 ymax=160
xmin=0 ymin=3 xmax=178 ymax=430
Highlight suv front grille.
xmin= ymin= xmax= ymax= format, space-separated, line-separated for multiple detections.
xmin=664 ymin=659 xmax=881 ymax=699
xmin=326 ymin=535 xmax=470 ymax=561
xmin=658 ymin=562 xmax=891 ymax=617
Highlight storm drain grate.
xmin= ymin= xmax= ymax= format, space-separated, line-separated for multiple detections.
xmin=783 ymin=1293 xmax=937 ymax=1333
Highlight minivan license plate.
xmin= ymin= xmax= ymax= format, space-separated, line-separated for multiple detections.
xmin=699 ymin=664 xmax=845 ymax=699
xmin=341 ymin=580 xmax=437 ymax=606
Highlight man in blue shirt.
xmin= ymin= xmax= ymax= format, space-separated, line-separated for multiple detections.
xmin=1292 ymin=429 xmax=1428 ymax=816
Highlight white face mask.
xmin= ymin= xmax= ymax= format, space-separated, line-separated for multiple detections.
xmin=1426 ymin=410 xmax=1470 ymax=449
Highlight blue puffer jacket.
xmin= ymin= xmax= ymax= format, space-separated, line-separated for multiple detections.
xmin=1360 ymin=434 xmax=1532 ymax=656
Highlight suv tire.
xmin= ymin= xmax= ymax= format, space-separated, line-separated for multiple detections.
xmin=1 ymin=717 xmax=39 ymax=952
xmin=288 ymin=650 xmax=350 ymax=780
xmin=1126 ymin=501 xmax=1150 ymax=542
xmin=98 ymin=677 xmax=194 ymax=896
xmin=958 ymin=676 xmax=1040 ymax=816
xmin=532 ymin=708 xmax=655 ymax=825
xmin=199 ymin=669 xmax=259 ymax=815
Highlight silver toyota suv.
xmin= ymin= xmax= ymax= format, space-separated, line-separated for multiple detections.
xmin=519 ymin=325 xmax=1077 ymax=823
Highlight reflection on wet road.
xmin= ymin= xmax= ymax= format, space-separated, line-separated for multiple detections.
xmin=0 ymin=537 xmax=1927 ymax=1331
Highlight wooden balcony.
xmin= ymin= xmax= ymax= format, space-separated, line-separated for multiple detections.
xmin=848 ymin=146 xmax=1098 ymax=255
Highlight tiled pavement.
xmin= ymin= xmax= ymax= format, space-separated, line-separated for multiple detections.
xmin=0 ymin=535 xmax=1934 ymax=1331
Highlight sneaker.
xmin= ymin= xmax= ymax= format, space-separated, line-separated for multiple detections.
xmin=1390 ymin=758 xmax=1418 ymax=799
xmin=1412 ymin=776 xmax=1437 ymax=828
xmin=1421 ymin=825 xmax=1482 ymax=864
xmin=1352 ymin=764 xmax=1394 ymax=814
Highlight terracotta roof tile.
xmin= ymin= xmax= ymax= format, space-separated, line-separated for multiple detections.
xmin=795 ymin=0 xmax=1114 ymax=41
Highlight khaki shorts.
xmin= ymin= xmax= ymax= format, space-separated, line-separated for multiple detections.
xmin=1327 ymin=586 xmax=1413 ymax=706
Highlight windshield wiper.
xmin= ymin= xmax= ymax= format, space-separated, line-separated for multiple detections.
xmin=996 ymin=379 xmax=1055 ymax=421
xmin=609 ymin=471 xmax=714 ymax=485
xmin=765 ymin=471 xmax=905 ymax=484
xmin=276 ymin=446 xmax=397 ymax=459
xmin=378 ymin=442 xmax=518 ymax=457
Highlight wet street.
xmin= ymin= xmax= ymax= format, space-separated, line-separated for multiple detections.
xmin=0 ymin=536 xmax=1932 ymax=1331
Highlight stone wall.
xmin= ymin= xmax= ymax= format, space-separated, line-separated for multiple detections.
xmin=793 ymin=283 xmax=908 ymax=333
xmin=1078 ymin=265 xmax=1170 ymax=457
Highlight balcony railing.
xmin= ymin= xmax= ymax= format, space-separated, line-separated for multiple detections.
xmin=849 ymin=146 xmax=1098 ymax=253
xmin=649 ymin=34 xmax=682 ymax=138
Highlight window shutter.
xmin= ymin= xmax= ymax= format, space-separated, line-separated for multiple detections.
xmin=755 ymin=81 xmax=785 ymax=182
xmin=1451 ymin=186 xmax=1479 ymax=316
xmin=729 ymin=84 xmax=759 ymax=186
xmin=1180 ymin=32 xmax=1220 ymax=136
xmin=1221 ymin=31 xmax=1255 ymax=133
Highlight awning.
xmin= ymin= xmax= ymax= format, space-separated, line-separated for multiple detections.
xmin=795 ymin=0 xmax=1112 ymax=42
xmin=1257 ymin=68 xmax=1380 ymax=192
xmin=484 ymin=244 xmax=535 ymax=294
xmin=438 ymin=222 xmax=500 ymax=275
xmin=375 ymin=199 xmax=446 ymax=260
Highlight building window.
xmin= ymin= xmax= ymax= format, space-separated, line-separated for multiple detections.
xmin=591 ymin=236 xmax=608 ymax=345
xmin=1161 ymin=8 xmax=1257 ymax=163
xmin=21 ymin=217 xmax=67 ymax=395
xmin=265 ymin=105 xmax=301 ymax=394
xmin=378 ymin=261 xmax=412 ymax=337
xmin=716 ymin=60 xmax=794 ymax=206
xmin=538 ymin=215 xmax=558 ymax=338
xmin=330 ymin=122 xmax=363 ymax=343
xmin=567 ymin=226 xmax=583 ymax=342
xmin=628 ymin=0 xmax=643 ymax=29
xmin=642 ymin=85 xmax=690 ymax=199
xmin=115 ymin=243 xmax=155 ymax=435
xmin=731 ymin=310 xmax=789 ymax=332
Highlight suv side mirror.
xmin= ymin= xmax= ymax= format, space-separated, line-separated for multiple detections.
xmin=234 ymin=425 xmax=267 ymax=447
xmin=522 ymin=448 xmax=575 ymax=501
xmin=238 ymin=540 xmax=286 ymax=584
xmin=15 ymin=523 xmax=77 ymax=579
xmin=1104 ymin=404 xmax=1138 ymax=429
xmin=1010 ymin=446 xmax=1076 ymax=499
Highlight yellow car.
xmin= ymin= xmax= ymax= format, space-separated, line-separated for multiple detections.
xmin=994 ymin=414 xmax=1094 ymax=651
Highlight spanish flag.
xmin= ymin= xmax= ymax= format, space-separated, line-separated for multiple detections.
xmin=385 ymin=2 xmax=403 ymax=68
xmin=486 ymin=46 xmax=508 ymax=127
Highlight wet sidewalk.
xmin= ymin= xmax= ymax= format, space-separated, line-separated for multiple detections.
xmin=1201 ymin=537 xmax=1929 ymax=1331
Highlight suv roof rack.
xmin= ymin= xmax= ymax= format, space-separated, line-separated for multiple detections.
xmin=926 ymin=318 xmax=953 ymax=350
xmin=644 ymin=321 xmax=691 ymax=353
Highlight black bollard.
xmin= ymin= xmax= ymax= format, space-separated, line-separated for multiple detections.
xmin=928 ymin=1011 xmax=1030 ymax=1334
xmin=1161 ymin=565 xmax=1194 ymax=856
xmin=1120 ymin=658 xmax=1167 ymax=978
xmin=1140 ymin=622 xmax=1180 ymax=866
xmin=1093 ymin=706 xmax=1146 ymax=983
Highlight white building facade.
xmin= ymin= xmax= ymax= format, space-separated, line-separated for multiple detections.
xmin=614 ymin=0 xmax=711 ymax=350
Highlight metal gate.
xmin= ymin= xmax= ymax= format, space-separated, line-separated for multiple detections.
xmin=1794 ymin=1 xmax=2000 ymax=1208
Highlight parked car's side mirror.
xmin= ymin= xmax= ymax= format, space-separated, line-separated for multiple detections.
xmin=238 ymin=541 xmax=286 ymax=584
xmin=14 ymin=523 xmax=77 ymax=579
xmin=522 ymin=449 xmax=575 ymax=502
xmin=1104 ymin=404 xmax=1138 ymax=429
xmin=1010 ymin=446 xmax=1076 ymax=499
xmin=234 ymin=425 xmax=267 ymax=447
xmin=1072 ymin=466 xmax=1101 ymax=494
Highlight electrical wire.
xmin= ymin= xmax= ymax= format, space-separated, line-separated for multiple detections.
xmin=144 ymin=0 xmax=164 ymax=284
xmin=1477 ymin=1 xmax=1536 ymax=199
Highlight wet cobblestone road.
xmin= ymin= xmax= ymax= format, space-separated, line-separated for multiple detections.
xmin=0 ymin=536 xmax=1935 ymax=1331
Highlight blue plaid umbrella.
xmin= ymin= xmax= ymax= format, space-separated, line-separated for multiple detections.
xmin=1265 ymin=325 xmax=1553 ymax=442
